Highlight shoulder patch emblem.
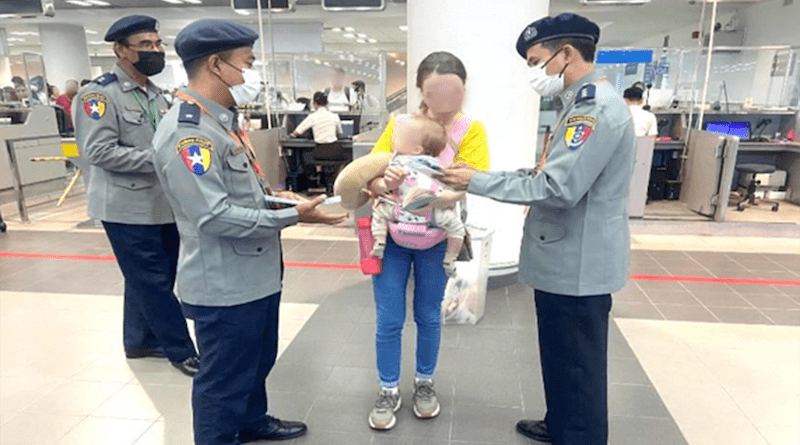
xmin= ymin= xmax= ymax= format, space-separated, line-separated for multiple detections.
xmin=177 ymin=136 xmax=213 ymax=176
xmin=564 ymin=115 xmax=596 ymax=150
xmin=82 ymin=93 xmax=108 ymax=120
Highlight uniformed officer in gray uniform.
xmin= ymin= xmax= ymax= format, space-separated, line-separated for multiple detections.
xmin=73 ymin=15 xmax=198 ymax=376
xmin=443 ymin=13 xmax=635 ymax=445
xmin=153 ymin=19 xmax=345 ymax=445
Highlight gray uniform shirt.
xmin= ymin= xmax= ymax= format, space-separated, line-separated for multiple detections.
xmin=73 ymin=65 xmax=174 ymax=225
xmin=469 ymin=70 xmax=636 ymax=296
xmin=152 ymin=89 xmax=298 ymax=307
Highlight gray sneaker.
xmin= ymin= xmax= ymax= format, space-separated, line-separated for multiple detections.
xmin=412 ymin=379 xmax=440 ymax=419
xmin=368 ymin=388 xmax=402 ymax=430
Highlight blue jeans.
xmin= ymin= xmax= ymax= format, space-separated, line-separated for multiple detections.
xmin=372 ymin=237 xmax=448 ymax=388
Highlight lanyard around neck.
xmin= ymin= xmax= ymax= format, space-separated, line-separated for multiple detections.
xmin=131 ymin=89 xmax=160 ymax=131
xmin=536 ymin=77 xmax=607 ymax=174
xmin=174 ymin=91 xmax=264 ymax=178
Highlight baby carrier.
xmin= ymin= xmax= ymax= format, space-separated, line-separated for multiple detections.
xmin=386 ymin=114 xmax=472 ymax=250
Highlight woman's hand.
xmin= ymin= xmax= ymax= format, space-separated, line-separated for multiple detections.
xmin=441 ymin=164 xmax=478 ymax=191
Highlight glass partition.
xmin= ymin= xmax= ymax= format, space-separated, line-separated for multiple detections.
xmin=592 ymin=46 xmax=799 ymax=111
xmin=1 ymin=53 xmax=51 ymax=107
xmin=258 ymin=51 xmax=387 ymax=133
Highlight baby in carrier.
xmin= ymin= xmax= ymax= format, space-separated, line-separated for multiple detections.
xmin=370 ymin=115 xmax=466 ymax=277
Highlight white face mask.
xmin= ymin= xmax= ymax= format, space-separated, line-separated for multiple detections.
xmin=229 ymin=68 xmax=262 ymax=106
xmin=527 ymin=63 xmax=565 ymax=97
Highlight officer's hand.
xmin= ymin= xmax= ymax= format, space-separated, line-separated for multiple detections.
xmin=383 ymin=166 xmax=407 ymax=191
xmin=276 ymin=190 xmax=308 ymax=203
xmin=441 ymin=164 xmax=478 ymax=191
xmin=295 ymin=195 xmax=348 ymax=225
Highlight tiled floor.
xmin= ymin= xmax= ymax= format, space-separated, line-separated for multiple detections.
xmin=1 ymin=196 xmax=799 ymax=444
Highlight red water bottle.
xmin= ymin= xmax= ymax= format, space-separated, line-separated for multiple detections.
xmin=357 ymin=217 xmax=382 ymax=275
xmin=787 ymin=130 xmax=796 ymax=142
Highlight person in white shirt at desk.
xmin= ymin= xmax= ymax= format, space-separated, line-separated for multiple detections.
xmin=292 ymin=91 xmax=345 ymax=160
xmin=292 ymin=92 xmax=346 ymax=194
xmin=624 ymin=86 xmax=658 ymax=137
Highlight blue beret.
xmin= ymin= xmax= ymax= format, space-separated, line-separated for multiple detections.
xmin=175 ymin=20 xmax=259 ymax=64
xmin=516 ymin=13 xmax=600 ymax=59
xmin=104 ymin=15 xmax=159 ymax=43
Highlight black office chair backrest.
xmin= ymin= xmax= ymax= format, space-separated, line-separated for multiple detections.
xmin=53 ymin=106 xmax=74 ymax=137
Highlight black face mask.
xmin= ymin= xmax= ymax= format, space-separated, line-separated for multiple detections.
xmin=133 ymin=51 xmax=165 ymax=76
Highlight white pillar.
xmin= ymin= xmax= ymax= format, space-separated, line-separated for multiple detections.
xmin=38 ymin=24 xmax=92 ymax=95
xmin=407 ymin=0 xmax=549 ymax=279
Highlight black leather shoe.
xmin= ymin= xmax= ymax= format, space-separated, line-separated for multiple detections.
xmin=171 ymin=356 xmax=199 ymax=377
xmin=516 ymin=419 xmax=553 ymax=443
xmin=125 ymin=348 xmax=166 ymax=359
xmin=239 ymin=416 xmax=308 ymax=442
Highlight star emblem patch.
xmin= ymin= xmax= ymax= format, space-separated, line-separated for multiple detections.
xmin=177 ymin=136 xmax=213 ymax=176
xmin=82 ymin=93 xmax=108 ymax=120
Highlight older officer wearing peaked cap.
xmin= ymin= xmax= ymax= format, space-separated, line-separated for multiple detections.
xmin=442 ymin=13 xmax=636 ymax=445
xmin=74 ymin=15 xmax=199 ymax=376
xmin=152 ymin=19 xmax=345 ymax=445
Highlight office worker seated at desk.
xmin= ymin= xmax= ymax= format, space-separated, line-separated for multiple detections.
xmin=291 ymin=91 xmax=346 ymax=161
xmin=624 ymin=86 xmax=657 ymax=137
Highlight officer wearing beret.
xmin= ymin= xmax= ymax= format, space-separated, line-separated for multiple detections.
xmin=442 ymin=13 xmax=636 ymax=445
xmin=73 ymin=15 xmax=198 ymax=376
xmin=153 ymin=19 xmax=345 ymax=445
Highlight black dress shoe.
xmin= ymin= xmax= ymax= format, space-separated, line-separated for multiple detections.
xmin=516 ymin=419 xmax=553 ymax=443
xmin=125 ymin=348 xmax=166 ymax=359
xmin=170 ymin=356 xmax=199 ymax=377
xmin=239 ymin=416 xmax=308 ymax=442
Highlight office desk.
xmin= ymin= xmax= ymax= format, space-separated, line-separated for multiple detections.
xmin=280 ymin=138 xmax=353 ymax=192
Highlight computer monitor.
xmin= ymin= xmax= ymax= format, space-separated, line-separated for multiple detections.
xmin=704 ymin=121 xmax=751 ymax=140
xmin=341 ymin=120 xmax=355 ymax=138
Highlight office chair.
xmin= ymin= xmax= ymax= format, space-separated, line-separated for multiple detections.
xmin=732 ymin=164 xmax=780 ymax=212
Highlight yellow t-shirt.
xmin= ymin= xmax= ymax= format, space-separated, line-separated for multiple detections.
xmin=370 ymin=115 xmax=490 ymax=171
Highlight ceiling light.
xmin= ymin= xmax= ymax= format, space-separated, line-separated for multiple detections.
xmin=368 ymin=38 xmax=377 ymax=44
xmin=579 ymin=0 xmax=650 ymax=4
xmin=86 ymin=0 xmax=111 ymax=5
xmin=343 ymin=33 xmax=356 ymax=39
xmin=323 ymin=61 xmax=331 ymax=66
xmin=85 ymin=29 xmax=98 ymax=34
xmin=399 ymin=25 xmax=408 ymax=32
xmin=183 ymin=0 xmax=203 ymax=3
xmin=356 ymin=39 xmax=366 ymax=44
xmin=357 ymin=33 xmax=367 ymax=38
xmin=331 ymin=27 xmax=342 ymax=32
xmin=314 ymin=59 xmax=321 ymax=64
xmin=66 ymin=0 xmax=93 ymax=6
xmin=344 ymin=27 xmax=356 ymax=32
xmin=6 ymin=37 xmax=25 ymax=42
xmin=235 ymin=9 xmax=251 ymax=15
xmin=162 ymin=0 xmax=184 ymax=4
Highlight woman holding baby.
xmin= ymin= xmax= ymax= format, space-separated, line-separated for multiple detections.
xmin=365 ymin=51 xmax=490 ymax=430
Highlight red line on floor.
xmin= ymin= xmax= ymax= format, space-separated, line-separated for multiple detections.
xmin=0 ymin=252 xmax=117 ymax=262
xmin=631 ymin=274 xmax=800 ymax=287
xmin=2 ymin=252 xmax=799 ymax=286
xmin=283 ymin=261 xmax=361 ymax=270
